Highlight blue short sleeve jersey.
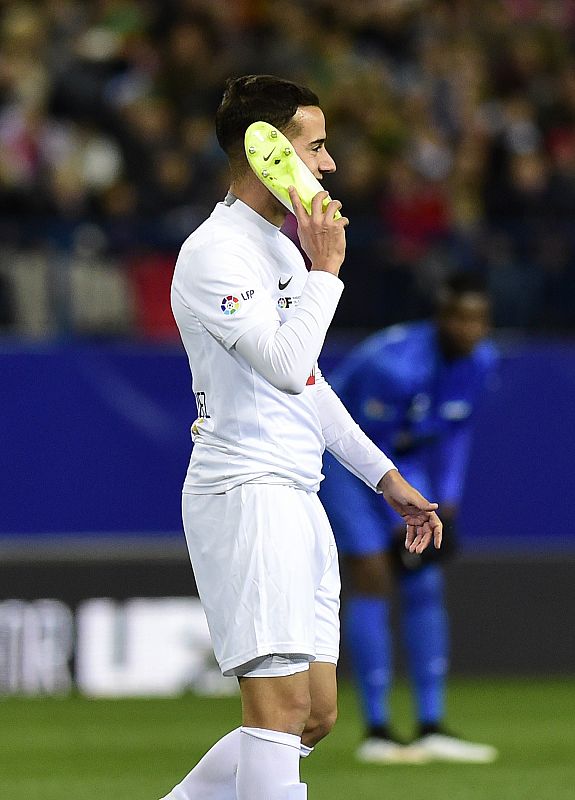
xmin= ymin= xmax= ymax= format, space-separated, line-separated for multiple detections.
xmin=320 ymin=321 xmax=497 ymax=554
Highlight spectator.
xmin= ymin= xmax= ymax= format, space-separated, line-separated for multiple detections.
xmin=0 ymin=0 xmax=574 ymax=336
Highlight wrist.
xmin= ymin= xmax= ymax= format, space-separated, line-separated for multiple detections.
xmin=376 ymin=468 xmax=399 ymax=493
xmin=310 ymin=263 xmax=341 ymax=276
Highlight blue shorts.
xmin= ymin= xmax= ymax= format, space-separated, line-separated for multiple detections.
xmin=320 ymin=453 xmax=431 ymax=556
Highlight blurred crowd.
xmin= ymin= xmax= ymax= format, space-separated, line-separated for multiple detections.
xmin=1 ymin=0 xmax=575 ymax=337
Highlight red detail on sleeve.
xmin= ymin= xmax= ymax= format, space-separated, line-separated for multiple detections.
xmin=306 ymin=372 xmax=315 ymax=385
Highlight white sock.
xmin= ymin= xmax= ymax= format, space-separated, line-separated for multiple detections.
xmin=159 ymin=727 xmax=240 ymax=800
xmin=237 ymin=727 xmax=307 ymax=800
xmin=159 ymin=728 xmax=313 ymax=800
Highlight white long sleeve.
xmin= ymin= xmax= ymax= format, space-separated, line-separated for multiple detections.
xmin=234 ymin=271 xmax=344 ymax=394
xmin=313 ymin=369 xmax=396 ymax=491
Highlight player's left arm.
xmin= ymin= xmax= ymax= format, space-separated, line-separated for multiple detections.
xmin=434 ymin=423 xmax=474 ymax=508
xmin=313 ymin=365 xmax=396 ymax=489
xmin=313 ymin=368 xmax=442 ymax=554
xmin=436 ymin=344 xmax=499 ymax=507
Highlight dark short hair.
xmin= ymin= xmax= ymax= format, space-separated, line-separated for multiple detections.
xmin=215 ymin=75 xmax=320 ymax=160
xmin=444 ymin=271 xmax=488 ymax=297
xmin=437 ymin=271 xmax=490 ymax=312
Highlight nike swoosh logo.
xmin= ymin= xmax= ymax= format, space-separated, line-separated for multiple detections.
xmin=263 ymin=148 xmax=275 ymax=161
xmin=278 ymin=276 xmax=292 ymax=291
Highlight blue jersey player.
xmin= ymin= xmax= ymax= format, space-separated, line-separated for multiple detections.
xmin=320 ymin=273 xmax=499 ymax=764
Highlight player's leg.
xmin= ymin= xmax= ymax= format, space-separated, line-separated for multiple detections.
xmin=160 ymin=659 xmax=334 ymax=800
xmin=399 ymin=564 xmax=449 ymax=729
xmin=344 ymin=551 xmax=428 ymax=763
xmin=161 ymin=661 xmax=335 ymax=800
xmin=235 ymin=496 xmax=341 ymax=800
xmin=236 ymin=498 xmax=340 ymax=793
xmin=237 ymin=667 xmax=312 ymax=800
xmin=236 ymin=506 xmax=341 ymax=793
xmin=158 ymin=728 xmax=240 ymax=800
xmin=344 ymin=550 xmax=394 ymax=736
xmin=232 ymin=488 xmax=344 ymax=798
xmin=302 ymin=660 xmax=338 ymax=749
xmin=400 ymin=564 xmax=498 ymax=763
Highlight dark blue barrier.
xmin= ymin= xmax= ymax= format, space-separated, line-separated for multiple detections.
xmin=1 ymin=336 xmax=574 ymax=550
xmin=457 ymin=337 xmax=575 ymax=551
xmin=1 ymin=340 xmax=192 ymax=535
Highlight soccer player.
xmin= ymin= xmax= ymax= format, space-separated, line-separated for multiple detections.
xmin=161 ymin=75 xmax=442 ymax=800
xmin=320 ymin=273 xmax=499 ymax=764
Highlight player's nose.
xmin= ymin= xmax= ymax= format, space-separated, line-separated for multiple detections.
xmin=320 ymin=148 xmax=336 ymax=174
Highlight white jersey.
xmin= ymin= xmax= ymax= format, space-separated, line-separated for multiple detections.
xmin=172 ymin=196 xmax=395 ymax=495
xmin=172 ymin=196 xmax=340 ymax=493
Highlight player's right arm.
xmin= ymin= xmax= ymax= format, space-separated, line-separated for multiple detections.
xmin=236 ymin=188 xmax=348 ymax=392
xmin=173 ymin=237 xmax=344 ymax=395
xmin=234 ymin=270 xmax=343 ymax=393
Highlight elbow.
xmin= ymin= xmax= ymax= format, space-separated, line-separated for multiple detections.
xmin=284 ymin=383 xmax=306 ymax=395
xmin=275 ymin=377 xmax=307 ymax=395
xmin=268 ymin=370 xmax=308 ymax=395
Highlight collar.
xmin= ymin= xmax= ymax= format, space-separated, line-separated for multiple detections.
xmin=214 ymin=193 xmax=282 ymax=239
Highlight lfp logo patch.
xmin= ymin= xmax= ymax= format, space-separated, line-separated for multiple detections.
xmin=221 ymin=295 xmax=240 ymax=315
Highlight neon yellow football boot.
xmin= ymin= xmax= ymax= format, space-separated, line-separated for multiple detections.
xmin=244 ymin=120 xmax=341 ymax=219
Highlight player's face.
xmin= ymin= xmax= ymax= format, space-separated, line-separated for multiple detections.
xmin=289 ymin=106 xmax=336 ymax=180
xmin=438 ymin=293 xmax=491 ymax=358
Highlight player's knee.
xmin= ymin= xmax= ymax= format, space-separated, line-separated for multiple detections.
xmin=239 ymin=676 xmax=311 ymax=735
xmin=277 ymin=688 xmax=312 ymax=735
xmin=346 ymin=553 xmax=393 ymax=596
xmin=304 ymin=704 xmax=338 ymax=745
xmin=318 ymin=705 xmax=338 ymax=739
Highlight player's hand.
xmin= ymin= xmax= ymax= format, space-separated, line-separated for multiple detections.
xmin=288 ymin=186 xmax=348 ymax=277
xmin=377 ymin=469 xmax=443 ymax=554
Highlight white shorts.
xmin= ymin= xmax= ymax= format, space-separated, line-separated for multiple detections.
xmin=182 ymin=484 xmax=340 ymax=677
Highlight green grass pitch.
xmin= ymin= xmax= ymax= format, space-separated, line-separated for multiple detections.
xmin=2 ymin=678 xmax=574 ymax=799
